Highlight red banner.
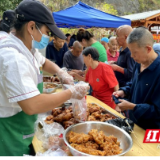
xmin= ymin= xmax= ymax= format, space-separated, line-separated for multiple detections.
xmin=143 ymin=129 xmax=160 ymax=143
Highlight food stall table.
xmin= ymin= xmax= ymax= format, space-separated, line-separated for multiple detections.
xmin=32 ymin=95 xmax=160 ymax=156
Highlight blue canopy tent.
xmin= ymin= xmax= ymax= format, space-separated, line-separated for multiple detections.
xmin=53 ymin=1 xmax=131 ymax=28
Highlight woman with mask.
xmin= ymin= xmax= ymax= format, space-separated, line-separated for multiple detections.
xmin=0 ymin=0 xmax=88 ymax=156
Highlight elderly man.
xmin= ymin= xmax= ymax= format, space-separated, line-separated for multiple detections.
xmin=63 ymin=41 xmax=86 ymax=70
xmin=113 ymin=27 xmax=160 ymax=129
xmin=46 ymin=36 xmax=68 ymax=67
xmin=107 ymin=37 xmax=119 ymax=62
xmin=110 ymin=25 xmax=135 ymax=87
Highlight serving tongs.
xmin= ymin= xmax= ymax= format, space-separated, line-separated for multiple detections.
xmin=124 ymin=119 xmax=143 ymax=150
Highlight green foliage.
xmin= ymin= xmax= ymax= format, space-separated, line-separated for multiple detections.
xmin=138 ymin=0 xmax=160 ymax=12
xmin=95 ymin=2 xmax=118 ymax=16
xmin=40 ymin=0 xmax=69 ymax=12
xmin=0 ymin=0 xmax=22 ymax=18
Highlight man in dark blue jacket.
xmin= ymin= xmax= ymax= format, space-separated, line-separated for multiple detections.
xmin=113 ymin=27 xmax=160 ymax=129
xmin=110 ymin=25 xmax=135 ymax=87
xmin=46 ymin=36 xmax=68 ymax=68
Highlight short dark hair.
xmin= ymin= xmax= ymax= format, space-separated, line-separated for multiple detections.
xmin=77 ymin=28 xmax=94 ymax=42
xmin=65 ymin=33 xmax=71 ymax=37
xmin=82 ymin=47 xmax=99 ymax=61
xmin=127 ymin=27 xmax=154 ymax=47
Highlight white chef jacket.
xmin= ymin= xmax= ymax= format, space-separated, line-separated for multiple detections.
xmin=0 ymin=31 xmax=8 ymax=41
xmin=0 ymin=33 xmax=46 ymax=117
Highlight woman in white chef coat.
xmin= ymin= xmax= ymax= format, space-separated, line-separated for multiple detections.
xmin=0 ymin=0 xmax=89 ymax=156
xmin=0 ymin=10 xmax=15 ymax=40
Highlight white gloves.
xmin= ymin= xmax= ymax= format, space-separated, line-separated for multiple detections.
xmin=57 ymin=69 xmax=74 ymax=85
xmin=68 ymin=82 xmax=89 ymax=99
xmin=58 ymin=69 xmax=89 ymax=100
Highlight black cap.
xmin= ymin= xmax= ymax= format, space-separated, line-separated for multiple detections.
xmin=3 ymin=10 xmax=15 ymax=24
xmin=0 ymin=10 xmax=15 ymax=32
xmin=15 ymin=0 xmax=66 ymax=40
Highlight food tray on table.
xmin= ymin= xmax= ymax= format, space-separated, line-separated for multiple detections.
xmin=43 ymin=82 xmax=59 ymax=94
xmin=43 ymin=75 xmax=62 ymax=86
xmin=40 ymin=103 xmax=122 ymax=129
xmin=87 ymin=103 xmax=121 ymax=121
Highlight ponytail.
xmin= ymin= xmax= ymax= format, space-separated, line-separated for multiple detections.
xmin=77 ymin=28 xmax=94 ymax=42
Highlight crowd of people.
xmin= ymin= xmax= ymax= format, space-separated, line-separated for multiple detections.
xmin=45 ymin=23 xmax=160 ymax=130
xmin=0 ymin=0 xmax=160 ymax=156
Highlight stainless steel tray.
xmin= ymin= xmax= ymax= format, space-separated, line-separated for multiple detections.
xmin=40 ymin=102 xmax=122 ymax=127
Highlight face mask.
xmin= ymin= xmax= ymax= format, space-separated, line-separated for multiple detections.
xmin=31 ymin=26 xmax=50 ymax=49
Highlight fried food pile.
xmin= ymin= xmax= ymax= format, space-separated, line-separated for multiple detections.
xmin=45 ymin=103 xmax=117 ymax=129
xmin=68 ymin=129 xmax=122 ymax=156
xmin=87 ymin=103 xmax=116 ymax=122
xmin=45 ymin=106 xmax=77 ymax=129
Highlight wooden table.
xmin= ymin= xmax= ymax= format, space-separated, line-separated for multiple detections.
xmin=32 ymin=95 xmax=160 ymax=156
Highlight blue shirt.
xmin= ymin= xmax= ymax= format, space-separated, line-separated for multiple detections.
xmin=68 ymin=37 xmax=75 ymax=48
xmin=120 ymin=55 xmax=160 ymax=129
xmin=46 ymin=40 xmax=68 ymax=68
xmin=115 ymin=47 xmax=135 ymax=87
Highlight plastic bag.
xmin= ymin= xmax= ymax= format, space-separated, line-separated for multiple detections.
xmin=57 ymin=67 xmax=74 ymax=85
xmin=35 ymin=115 xmax=65 ymax=150
xmin=63 ymin=81 xmax=89 ymax=99
xmin=71 ymin=97 xmax=87 ymax=122
xmin=63 ymin=81 xmax=88 ymax=122
xmin=35 ymin=114 xmax=64 ymax=138
xmin=36 ymin=148 xmax=67 ymax=156
xmin=44 ymin=134 xmax=69 ymax=152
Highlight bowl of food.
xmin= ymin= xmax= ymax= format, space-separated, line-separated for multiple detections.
xmin=43 ymin=82 xmax=58 ymax=93
xmin=63 ymin=121 xmax=132 ymax=156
